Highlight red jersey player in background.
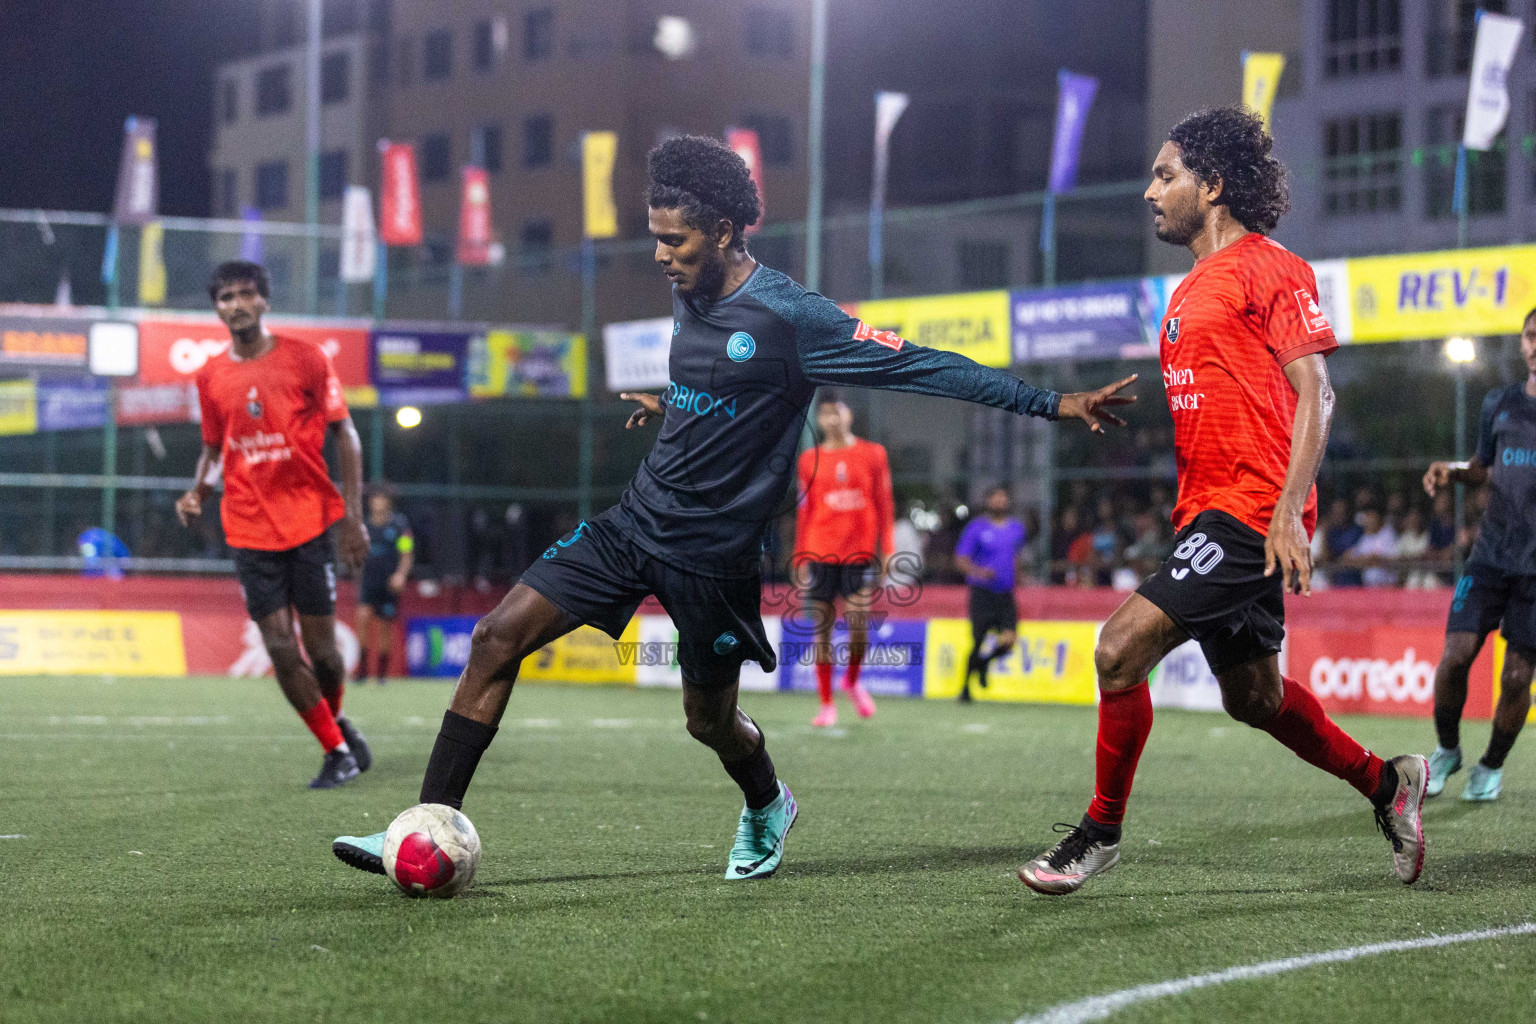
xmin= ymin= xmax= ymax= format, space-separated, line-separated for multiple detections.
xmin=176 ymin=261 xmax=373 ymax=789
xmin=1020 ymin=109 xmax=1427 ymax=895
xmin=794 ymin=394 xmax=894 ymax=727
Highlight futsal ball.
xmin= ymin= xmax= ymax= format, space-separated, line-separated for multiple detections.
xmin=382 ymin=803 xmax=481 ymax=899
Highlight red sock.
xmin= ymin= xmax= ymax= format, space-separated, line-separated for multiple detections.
xmin=1087 ymin=682 xmax=1153 ymax=826
xmin=816 ymin=659 xmax=834 ymax=705
xmin=1261 ymin=677 xmax=1383 ymax=799
xmin=844 ymin=653 xmax=863 ymax=690
xmin=299 ymin=698 xmax=345 ymax=752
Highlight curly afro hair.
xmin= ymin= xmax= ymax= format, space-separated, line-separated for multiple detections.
xmin=1167 ymin=106 xmax=1289 ymax=234
xmin=647 ymin=134 xmax=761 ymax=250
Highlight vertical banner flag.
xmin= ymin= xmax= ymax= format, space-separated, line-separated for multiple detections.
xmin=1047 ymin=71 xmax=1099 ymax=194
xmin=726 ymin=128 xmax=766 ymax=232
xmin=868 ymin=91 xmax=910 ymax=276
xmin=239 ymin=206 xmax=265 ymax=264
xmin=137 ymin=221 xmax=167 ymax=306
xmin=339 ymin=186 xmax=377 ymax=283
xmin=1463 ymin=12 xmax=1525 ymax=150
xmin=379 ymin=142 xmax=423 ymax=246
xmin=112 ymin=117 xmax=159 ymax=225
xmin=457 ymin=166 xmax=494 ymax=265
xmin=1241 ymin=51 xmax=1286 ymax=128
xmin=581 ymin=131 xmax=619 ymax=239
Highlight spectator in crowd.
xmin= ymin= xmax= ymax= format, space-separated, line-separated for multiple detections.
xmin=1322 ymin=497 xmax=1364 ymax=587
xmin=1428 ymin=491 xmax=1457 ymax=571
xmin=1397 ymin=506 xmax=1433 ymax=588
xmin=1343 ymin=506 xmax=1400 ymax=587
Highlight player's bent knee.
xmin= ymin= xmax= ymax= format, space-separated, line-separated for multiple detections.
xmin=1223 ymin=690 xmax=1280 ymax=726
xmin=1094 ymin=634 xmax=1141 ymax=687
xmin=469 ymin=610 xmax=539 ymax=663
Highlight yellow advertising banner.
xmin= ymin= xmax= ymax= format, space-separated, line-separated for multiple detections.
xmin=1241 ymin=52 xmax=1285 ymax=128
xmin=924 ymin=618 xmax=1098 ymax=704
xmin=138 ymin=220 xmax=167 ymax=306
xmin=0 ymin=379 xmax=38 ymax=436
xmin=581 ymin=131 xmax=619 ymax=240
xmin=1347 ymin=244 xmax=1536 ymax=342
xmin=0 ymin=611 xmax=187 ymax=676
xmin=469 ymin=330 xmax=589 ymax=399
xmin=520 ymin=619 xmax=638 ymax=685
xmin=343 ymin=385 xmax=379 ymax=409
xmin=853 ymin=290 xmax=1012 ymax=367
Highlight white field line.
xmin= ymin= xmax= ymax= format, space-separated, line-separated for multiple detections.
xmin=1014 ymin=922 xmax=1536 ymax=1024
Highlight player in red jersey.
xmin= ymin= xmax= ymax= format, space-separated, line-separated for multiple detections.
xmin=1019 ymin=109 xmax=1427 ymax=895
xmin=794 ymin=394 xmax=895 ymax=726
xmin=175 ymin=261 xmax=373 ymax=789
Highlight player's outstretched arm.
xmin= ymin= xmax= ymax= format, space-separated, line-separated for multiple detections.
xmin=1266 ymin=353 xmax=1334 ymax=596
xmin=175 ymin=444 xmax=222 ymax=527
xmin=620 ymin=392 xmax=662 ymax=429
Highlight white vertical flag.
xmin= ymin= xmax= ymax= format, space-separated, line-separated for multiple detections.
xmin=1463 ymin=12 xmax=1524 ymax=150
xmin=340 ymin=185 xmax=377 ymax=283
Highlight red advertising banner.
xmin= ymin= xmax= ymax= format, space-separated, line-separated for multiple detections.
xmin=1289 ymin=626 xmax=1494 ymax=720
xmin=457 ymin=166 xmax=493 ymax=266
xmin=136 ymin=319 xmax=370 ymax=388
xmin=726 ymin=128 xmax=764 ymax=233
xmin=379 ymin=143 xmax=423 ymax=246
xmin=117 ymin=382 xmax=200 ymax=425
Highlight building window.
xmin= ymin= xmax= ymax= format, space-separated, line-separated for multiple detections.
xmin=319 ymin=150 xmax=349 ymax=202
xmin=321 ymin=51 xmax=350 ymax=104
xmin=270 ymin=0 xmax=300 ymax=48
xmin=424 ymin=29 xmax=452 ymax=80
xmin=255 ymin=64 xmax=292 ymax=117
xmin=473 ymin=123 xmax=503 ymax=173
xmin=323 ymin=0 xmax=361 ymax=36
xmin=255 ymin=161 xmax=289 ymax=211
xmin=369 ymin=36 xmax=390 ymax=84
xmin=523 ymin=114 xmax=553 ymax=168
xmin=740 ymin=114 xmax=793 ymax=166
xmin=1423 ymin=105 xmax=1505 ymax=217
xmin=524 ymin=8 xmax=554 ymax=60
xmin=1324 ymin=0 xmax=1401 ymax=77
xmin=220 ymin=79 xmax=238 ymax=124
xmin=421 ymin=133 xmax=451 ymax=182
xmin=520 ymin=218 xmax=553 ymax=273
xmin=957 ymin=240 xmax=1010 ymax=290
xmin=217 ymin=168 xmax=239 ymax=217
xmin=368 ymin=0 xmax=391 ymax=32
xmin=745 ymin=6 xmax=793 ymax=57
xmin=1425 ymin=0 xmax=1507 ymax=78
xmin=396 ymin=37 xmax=412 ymax=87
xmin=473 ymin=19 xmax=497 ymax=70
xmin=1322 ymin=113 xmax=1402 ymax=215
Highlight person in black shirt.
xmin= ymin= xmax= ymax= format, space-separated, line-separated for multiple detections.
xmin=354 ymin=488 xmax=414 ymax=684
xmin=1423 ymin=306 xmax=1536 ymax=801
xmin=333 ymin=135 xmax=1136 ymax=883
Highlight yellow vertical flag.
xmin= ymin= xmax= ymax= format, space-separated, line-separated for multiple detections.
xmin=138 ymin=220 xmax=167 ymax=306
xmin=581 ymin=131 xmax=619 ymax=239
xmin=1242 ymin=52 xmax=1286 ymax=129
xmin=0 ymin=380 xmax=38 ymax=436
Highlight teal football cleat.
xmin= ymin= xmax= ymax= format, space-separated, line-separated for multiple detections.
xmin=1462 ymin=762 xmax=1503 ymax=802
xmin=1426 ymin=745 xmax=1461 ymax=798
xmin=333 ymin=831 xmax=387 ymax=875
xmin=724 ymin=782 xmax=797 ymax=880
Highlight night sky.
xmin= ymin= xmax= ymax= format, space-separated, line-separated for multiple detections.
xmin=0 ymin=0 xmax=256 ymax=215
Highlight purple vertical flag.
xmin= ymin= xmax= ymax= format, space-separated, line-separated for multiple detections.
xmin=1047 ymin=70 xmax=1099 ymax=194
xmin=240 ymin=206 xmax=265 ymax=264
xmin=111 ymin=117 xmax=158 ymax=225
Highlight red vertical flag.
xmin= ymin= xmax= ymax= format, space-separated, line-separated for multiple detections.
xmin=726 ymin=128 xmax=764 ymax=233
xmin=457 ymin=166 xmax=493 ymax=265
xmin=379 ymin=142 xmax=423 ymax=246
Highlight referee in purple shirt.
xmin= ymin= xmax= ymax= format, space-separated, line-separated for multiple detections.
xmin=953 ymin=486 xmax=1027 ymax=701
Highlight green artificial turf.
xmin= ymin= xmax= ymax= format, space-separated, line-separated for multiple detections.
xmin=2 ymin=676 xmax=1534 ymax=1024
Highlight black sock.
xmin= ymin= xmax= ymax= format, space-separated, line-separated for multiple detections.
xmin=1480 ymin=725 xmax=1521 ymax=770
xmin=1433 ymin=704 xmax=1461 ymax=751
xmin=1370 ymin=759 xmax=1400 ymax=807
xmin=721 ymin=735 xmax=779 ymax=810
xmin=1081 ymin=813 xmax=1121 ymax=845
xmin=376 ymin=648 xmax=390 ymax=681
xmin=419 ymin=710 xmax=498 ymax=809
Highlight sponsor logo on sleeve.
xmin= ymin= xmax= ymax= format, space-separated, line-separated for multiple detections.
xmin=1294 ymin=288 xmax=1331 ymax=333
xmin=853 ymin=320 xmax=904 ymax=352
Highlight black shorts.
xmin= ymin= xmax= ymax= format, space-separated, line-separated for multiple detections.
xmin=232 ymin=531 xmax=338 ymax=622
xmin=969 ymin=585 xmax=1018 ymax=637
xmin=518 ymin=506 xmax=775 ymax=687
xmin=1446 ymin=561 xmax=1536 ymax=653
xmin=797 ymin=559 xmax=877 ymax=604
xmin=359 ymin=569 xmax=399 ymax=619
xmin=1136 ymin=509 xmax=1285 ymax=675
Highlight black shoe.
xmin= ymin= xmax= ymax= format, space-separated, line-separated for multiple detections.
xmin=336 ymin=716 xmax=372 ymax=773
xmin=309 ymin=749 xmax=361 ymax=789
xmin=958 ymin=681 xmax=974 ymax=703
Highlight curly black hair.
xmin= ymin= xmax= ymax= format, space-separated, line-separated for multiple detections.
xmin=646 ymin=135 xmax=761 ymax=250
xmin=207 ymin=259 xmax=270 ymax=301
xmin=1167 ymin=107 xmax=1289 ymax=234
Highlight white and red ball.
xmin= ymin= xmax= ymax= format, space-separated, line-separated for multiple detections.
xmin=382 ymin=803 xmax=481 ymax=899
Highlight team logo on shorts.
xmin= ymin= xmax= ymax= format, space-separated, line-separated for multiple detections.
xmin=713 ymin=631 xmax=740 ymax=655
xmin=1164 ymin=318 xmax=1181 ymax=344
xmin=245 ymin=386 xmax=263 ymax=419
xmin=726 ymin=332 xmax=756 ymax=362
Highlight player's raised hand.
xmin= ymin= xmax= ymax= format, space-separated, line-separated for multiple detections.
xmin=174 ymin=489 xmax=202 ymax=527
xmin=336 ymin=515 xmax=370 ymax=571
xmin=1057 ymin=374 xmax=1138 ymax=434
xmin=1264 ymin=510 xmax=1313 ymax=596
xmin=620 ymin=392 xmax=663 ymax=429
xmin=1422 ymin=461 xmax=1456 ymax=497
